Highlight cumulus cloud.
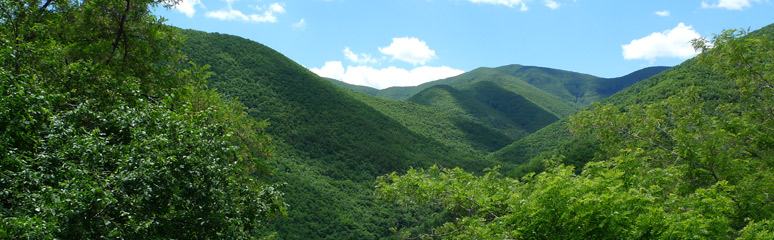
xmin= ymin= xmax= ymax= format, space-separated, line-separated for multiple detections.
xmin=343 ymin=47 xmax=378 ymax=64
xmin=205 ymin=2 xmax=285 ymax=23
xmin=310 ymin=61 xmax=464 ymax=89
xmin=174 ymin=0 xmax=203 ymax=17
xmin=622 ymin=23 xmax=702 ymax=62
xmin=379 ymin=37 xmax=437 ymax=65
xmin=655 ymin=10 xmax=670 ymax=16
xmin=544 ymin=0 xmax=560 ymax=9
xmin=468 ymin=0 xmax=528 ymax=11
xmin=292 ymin=18 xmax=307 ymax=29
xmin=701 ymin=0 xmax=760 ymax=10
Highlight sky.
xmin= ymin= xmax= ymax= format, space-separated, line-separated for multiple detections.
xmin=156 ymin=0 xmax=774 ymax=89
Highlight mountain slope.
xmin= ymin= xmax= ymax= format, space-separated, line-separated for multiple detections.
xmin=493 ymin=65 xmax=669 ymax=108
xmin=408 ymin=84 xmax=531 ymax=138
xmin=325 ymin=65 xmax=667 ymax=117
xmin=460 ymin=81 xmax=559 ymax=132
xmin=421 ymin=68 xmax=578 ymax=118
xmin=343 ymin=88 xmax=515 ymax=156
xmin=487 ymin=27 xmax=772 ymax=176
xmin=491 ymin=59 xmax=728 ymax=175
xmin=180 ymin=29 xmax=493 ymax=239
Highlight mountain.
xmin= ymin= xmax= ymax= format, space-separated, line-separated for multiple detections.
xmin=326 ymin=65 xmax=667 ymax=114
xmin=375 ymin=23 xmax=774 ymax=239
xmin=488 ymin=34 xmax=767 ymax=177
xmin=408 ymin=82 xmax=556 ymax=137
xmin=180 ymin=30 xmax=495 ymax=239
xmin=492 ymin=65 xmax=670 ymax=108
xmin=342 ymin=88 xmax=516 ymax=156
xmin=178 ymin=27 xmax=669 ymax=239
xmin=490 ymin=59 xmax=729 ymax=175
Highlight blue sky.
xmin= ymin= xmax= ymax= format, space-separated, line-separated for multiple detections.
xmin=157 ymin=0 xmax=774 ymax=89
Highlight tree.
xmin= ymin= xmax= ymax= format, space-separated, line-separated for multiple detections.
xmin=1 ymin=0 xmax=285 ymax=238
xmin=376 ymin=27 xmax=774 ymax=239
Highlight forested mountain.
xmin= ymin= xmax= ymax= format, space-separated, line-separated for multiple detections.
xmin=4 ymin=0 xmax=771 ymax=239
xmin=489 ymin=44 xmax=735 ymax=176
xmin=180 ymin=30 xmax=501 ymax=239
xmin=379 ymin=24 xmax=774 ymax=239
xmin=493 ymin=65 xmax=670 ymax=108
xmin=327 ymin=65 xmax=666 ymax=114
xmin=343 ymin=89 xmax=516 ymax=156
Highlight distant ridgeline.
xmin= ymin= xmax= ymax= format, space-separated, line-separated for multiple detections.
xmin=180 ymin=26 xmax=667 ymax=239
xmin=327 ymin=64 xmax=668 ymax=111
xmin=376 ymin=23 xmax=774 ymax=239
xmin=327 ymin=63 xmax=666 ymax=152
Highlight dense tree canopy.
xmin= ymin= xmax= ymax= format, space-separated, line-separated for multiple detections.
xmin=1 ymin=0 xmax=284 ymax=238
xmin=377 ymin=28 xmax=774 ymax=239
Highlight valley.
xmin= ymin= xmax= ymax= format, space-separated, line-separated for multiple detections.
xmin=2 ymin=1 xmax=773 ymax=239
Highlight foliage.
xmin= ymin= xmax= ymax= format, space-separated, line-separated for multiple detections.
xmin=377 ymin=26 xmax=774 ymax=239
xmin=409 ymin=84 xmax=530 ymax=139
xmin=490 ymin=38 xmax=733 ymax=177
xmin=1 ymin=1 xmax=283 ymax=238
xmin=461 ymin=81 xmax=559 ymax=132
xmin=180 ymin=29 xmax=494 ymax=239
xmin=346 ymin=89 xmax=515 ymax=156
xmin=494 ymin=65 xmax=668 ymax=108
xmin=329 ymin=65 xmax=664 ymax=118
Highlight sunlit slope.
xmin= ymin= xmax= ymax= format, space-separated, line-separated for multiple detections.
xmin=486 ymin=23 xmax=774 ymax=175
xmin=180 ymin=29 xmax=493 ymax=239
xmin=344 ymin=88 xmax=515 ymax=156
xmin=493 ymin=65 xmax=669 ymax=108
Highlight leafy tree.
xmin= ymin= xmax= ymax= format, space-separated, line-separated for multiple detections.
xmin=1 ymin=0 xmax=284 ymax=238
xmin=377 ymin=27 xmax=774 ymax=239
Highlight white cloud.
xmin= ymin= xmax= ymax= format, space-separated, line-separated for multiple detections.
xmin=174 ymin=0 xmax=203 ymax=17
xmin=205 ymin=2 xmax=285 ymax=23
xmin=343 ymin=47 xmax=378 ymax=64
xmin=468 ymin=0 xmax=528 ymax=11
xmin=292 ymin=18 xmax=307 ymax=29
xmin=544 ymin=0 xmax=560 ymax=9
xmin=268 ymin=3 xmax=286 ymax=13
xmin=622 ymin=23 xmax=702 ymax=62
xmin=655 ymin=10 xmax=670 ymax=16
xmin=701 ymin=0 xmax=760 ymax=10
xmin=310 ymin=61 xmax=464 ymax=89
xmin=205 ymin=9 xmax=249 ymax=21
xmin=379 ymin=37 xmax=437 ymax=65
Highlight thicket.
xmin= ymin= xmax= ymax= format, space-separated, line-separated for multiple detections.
xmin=378 ymin=27 xmax=774 ymax=239
xmin=0 ymin=1 xmax=284 ymax=238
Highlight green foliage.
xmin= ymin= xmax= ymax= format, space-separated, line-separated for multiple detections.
xmin=378 ymin=25 xmax=774 ymax=239
xmin=1 ymin=1 xmax=284 ymax=238
xmin=490 ymin=37 xmax=730 ymax=177
xmin=409 ymin=84 xmax=530 ymax=139
xmin=494 ymin=65 xmax=668 ymax=107
xmin=461 ymin=81 xmax=559 ymax=132
xmin=330 ymin=65 xmax=664 ymax=118
xmin=421 ymin=68 xmax=577 ymax=118
xmin=378 ymin=163 xmax=735 ymax=239
xmin=180 ymin=29 xmax=494 ymax=239
xmin=346 ymin=89 xmax=515 ymax=156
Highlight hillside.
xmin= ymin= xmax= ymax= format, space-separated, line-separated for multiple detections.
xmin=491 ymin=59 xmax=728 ymax=175
xmin=408 ymin=84 xmax=531 ymax=138
xmin=493 ymin=65 xmax=670 ymax=107
xmin=489 ymin=24 xmax=774 ymax=176
xmin=180 ymin=29 xmax=496 ymax=239
xmin=326 ymin=65 xmax=666 ymax=116
xmin=343 ymin=89 xmax=515 ymax=156
xmin=377 ymin=24 xmax=774 ymax=239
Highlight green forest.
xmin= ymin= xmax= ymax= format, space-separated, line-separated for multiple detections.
xmin=2 ymin=0 xmax=773 ymax=239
